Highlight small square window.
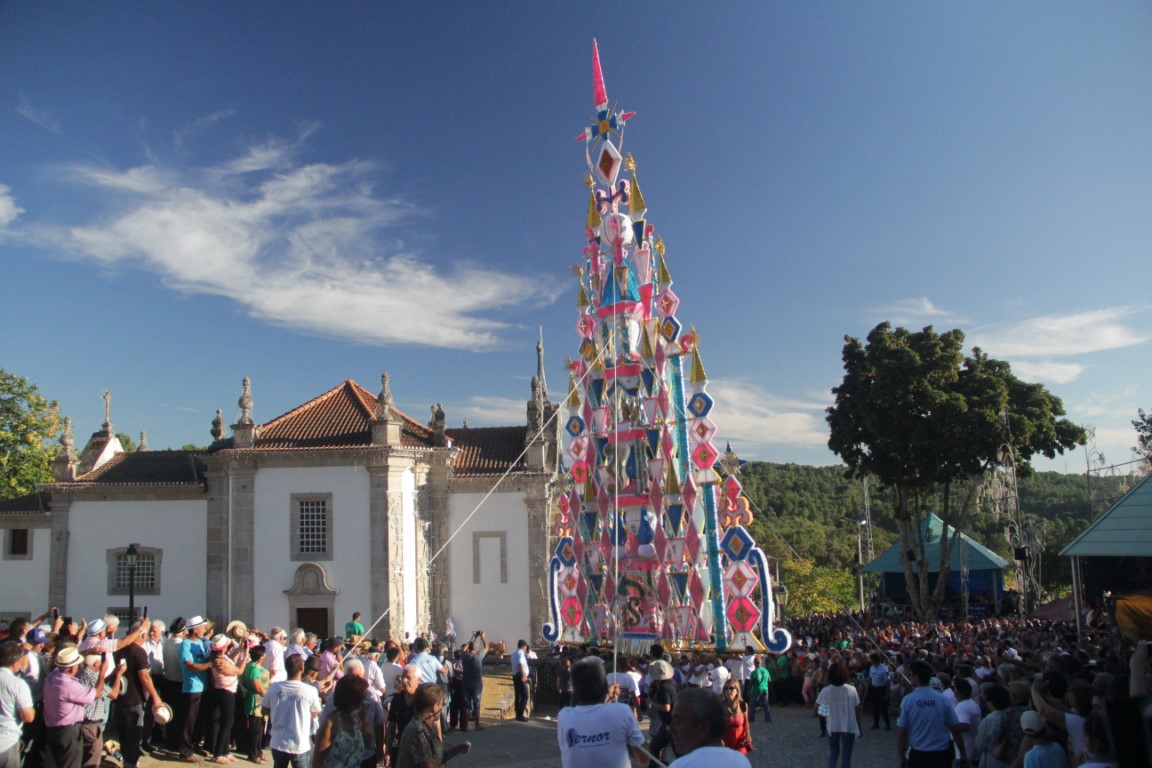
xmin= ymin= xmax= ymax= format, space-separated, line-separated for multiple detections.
xmin=106 ymin=547 xmax=162 ymax=596
xmin=3 ymin=528 xmax=32 ymax=560
xmin=291 ymin=494 xmax=333 ymax=561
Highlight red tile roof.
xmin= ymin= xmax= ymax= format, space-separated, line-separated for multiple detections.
xmin=254 ymin=380 xmax=436 ymax=449
xmin=43 ymin=381 xmax=539 ymax=486
xmin=448 ymin=426 xmax=529 ymax=476
xmin=71 ymin=451 xmax=207 ymax=486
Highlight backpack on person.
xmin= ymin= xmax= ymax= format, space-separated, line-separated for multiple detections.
xmin=994 ymin=706 xmax=1024 ymax=762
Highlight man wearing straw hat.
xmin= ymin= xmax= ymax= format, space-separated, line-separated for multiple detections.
xmin=178 ymin=616 xmax=211 ymax=762
xmin=43 ymin=646 xmax=96 ymax=768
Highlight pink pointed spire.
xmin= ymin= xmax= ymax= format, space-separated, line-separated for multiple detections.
xmin=592 ymin=38 xmax=608 ymax=110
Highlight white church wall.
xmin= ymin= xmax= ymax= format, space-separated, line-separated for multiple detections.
xmin=0 ymin=528 xmax=52 ymax=617
xmin=445 ymin=490 xmax=531 ymax=648
xmin=251 ymin=465 xmax=372 ymax=633
xmin=66 ymin=499 xmax=206 ymax=622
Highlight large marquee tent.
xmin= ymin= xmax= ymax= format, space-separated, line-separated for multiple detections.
xmin=863 ymin=514 xmax=1010 ymax=611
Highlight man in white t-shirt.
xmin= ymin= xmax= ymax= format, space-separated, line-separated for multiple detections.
xmin=952 ymin=678 xmax=981 ymax=763
xmin=557 ymin=659 xmax=644 ymax=768
xmin=708 ymin=659 xmax=730 ymax=695
xmin=262 ymin=628 xmax=288 ymax=684
xmin=377 ymin=647 xmax=404 ymax=707
xmin=1 ymin=641 xmax=36 ymax=768
xmin=688 ymin=656 xmax=710 ymax=688
xmin=262 ymin=654 xmax=321 ymax=768
xmin=667 ymin=687 xmax=750 ymax=767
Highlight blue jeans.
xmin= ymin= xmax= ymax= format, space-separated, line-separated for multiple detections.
xmin=272 ymin=748 xmax=312 ymax=768
xmin=827 ymin=732 xmax=855 ymax=768
xmin=748 ymin=691 xmax=771 ymax=723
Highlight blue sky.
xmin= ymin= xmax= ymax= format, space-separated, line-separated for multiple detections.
xmin=2 ymin=3 xmax=1150 ymax=474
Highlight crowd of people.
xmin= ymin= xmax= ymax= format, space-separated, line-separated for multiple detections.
xmin=543 ymin=608 xmax=1148 ymax=768
xmin=0 ymin=610 xmax=493 ymax=768
xmin=3 ymin=606 xmax=1149 ymax=768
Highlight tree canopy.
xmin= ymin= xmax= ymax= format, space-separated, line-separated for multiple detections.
xmin=737 ymin=460 xmax=1136 ymax=617
xmin=1134 ymin=409 xmax=1152 ymax=469
xmin=0 ymin=369 xmax=61 ymax=500
xmin=824 ymin=323 xmax=1085 ymax=618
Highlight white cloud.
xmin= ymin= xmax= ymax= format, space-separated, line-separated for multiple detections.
xmin=869 ymin=296 xmax=960 ymax=326
xmin=451 ymin=395 xmax=526 ymax=427
xmin=973 ymin=308 xmax=1150 ymax=358
xmin=708 ymin=378 xmax=830 ymax=453
xmin=447 ymin=380 xmax=832 ymax=459
xmin=48 ymin=135 xmax=560 ymax=350
xmin=0 ymin=184 xmax=24 ymax=232
xmin=1009 ymin=360 xmax=1085 ymax=384
xmin=173 ymin=109 xmax=236 ymax=152
xmin=16 ymin=96 xmax=60 ymax=134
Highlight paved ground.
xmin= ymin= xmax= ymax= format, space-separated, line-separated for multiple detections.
xmin=437 ymin=702 xmax=898 ymax=768
xmin=137 ymin=673 xmax=900 ymax=768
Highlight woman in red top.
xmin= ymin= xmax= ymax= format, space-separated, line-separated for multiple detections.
xmin=721 ymin=681 xmax=753 ymax=754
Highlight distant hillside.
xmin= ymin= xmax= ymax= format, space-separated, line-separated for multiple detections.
xmin=739 ymin=461 xmax=1143 ymax=592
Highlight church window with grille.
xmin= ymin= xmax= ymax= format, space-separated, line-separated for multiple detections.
xmin=106 ymin=547 xmax=161 ymax=595
xmin=292 ymin=493 xmax=333 ymax=561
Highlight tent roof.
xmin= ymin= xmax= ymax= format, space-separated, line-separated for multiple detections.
xmin=1061 ymin=473 xmax=1152 ymax=557
xmin=862 ymin=514 xmax=1010 ymax=573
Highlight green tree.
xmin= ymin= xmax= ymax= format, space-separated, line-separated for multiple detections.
xmin=117 ymin=432 xmax=137 ymax=453
xmin=0 ymin=370 xmax=61 ymax=500
xmin=778 ymin=557 xmax=857 ymax=617
xmin=1134 ymin=409 xmax=1152 ymax=469
xmin=825 ymin=323 xmax=1084 ymax=620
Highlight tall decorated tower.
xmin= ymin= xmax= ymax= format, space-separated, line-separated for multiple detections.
xmin=543 ymin=42 xmax=792 ymax=655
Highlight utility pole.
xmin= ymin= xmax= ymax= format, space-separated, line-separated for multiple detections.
xmin=842 ymin=517 xmax=867 ymax=612
xmin=856 ymin=526 xmax=865 ymax=612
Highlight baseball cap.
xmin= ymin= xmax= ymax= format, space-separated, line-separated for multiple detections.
xmin=1021 ymin=710 xmax=1046 ymax=735
xmin=28 ymin=627 xmax=49 ymax=645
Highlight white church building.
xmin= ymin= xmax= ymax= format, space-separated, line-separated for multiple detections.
xmin=0 ymin=359 xmax=561 ymax=647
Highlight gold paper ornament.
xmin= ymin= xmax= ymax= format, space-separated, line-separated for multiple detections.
xmin=690 ymin=345 xmax=708 ymax=384
xmin=587 ymin=188 xmax=602 ymax=230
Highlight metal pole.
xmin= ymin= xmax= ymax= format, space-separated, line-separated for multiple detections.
xmin=128 ymin=561 xmax=136 ymax=625
xmin=857 ymin=529 xmax=865 ymax=612
xmin=1072 ymin=556 xmax=1083 ymax=633
xmin=126 ymin=542 xmax=139 ymax=626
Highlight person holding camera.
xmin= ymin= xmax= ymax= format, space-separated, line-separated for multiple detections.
xmin=458 ymin=632 xmax=486 ymax=732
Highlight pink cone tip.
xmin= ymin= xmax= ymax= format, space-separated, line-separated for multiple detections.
xmin=592 ymin=38 xmax=608 ymax=109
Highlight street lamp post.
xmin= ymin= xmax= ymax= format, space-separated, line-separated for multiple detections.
xmin=125 ymin=542 xmax=139 ymax=626
xmin=841 ymin=518 xmax=868 ymax=612
xmin=773 ymin=582 xmax=789 ymax=624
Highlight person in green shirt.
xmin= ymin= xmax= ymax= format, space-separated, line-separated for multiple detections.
xmin=344 ymin=612 xmax=365 ymax=640
xmin=241 ymin=645 xmax=270 ymax=763
xmin=748 ymin=656 xmax=772 ymax=723
xmin=769 ymin=653 xmax=790 ymax=706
